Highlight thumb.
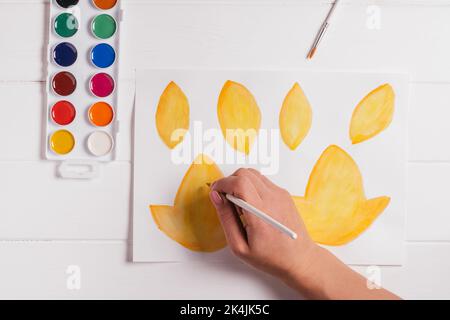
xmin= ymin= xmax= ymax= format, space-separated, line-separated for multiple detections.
xmin=210 ymin=190 xmax=248 ymax=254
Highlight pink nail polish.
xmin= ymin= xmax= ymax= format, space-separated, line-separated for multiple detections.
xmin=211 ymin=191 xmax=223 ymax=205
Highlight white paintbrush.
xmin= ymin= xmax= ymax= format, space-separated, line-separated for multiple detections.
xmin=225 ymin=194 xmax=298 ymax=240
xmin=208 ymin=183 xmax=297 ymax=240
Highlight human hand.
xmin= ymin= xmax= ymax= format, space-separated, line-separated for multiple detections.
xmin=209 ymin=168 xmax=319 ymax=282
xmin=209 ymin=168 xmax=401 ymax=300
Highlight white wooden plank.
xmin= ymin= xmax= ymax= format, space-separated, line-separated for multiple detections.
xmin=0 ymin=82 xmax=134 ymax=161
xmin=0 ymin=83 xmax=42 ymax=160
xmin=84 ymin=2 xmax=450 ymax=82
xmin=0 ymin=241 xmax=447 ymax=299
xmin=1 ymin=2 xmax=450 ymax=81
xmin=400 ymin=243 xmax=450 ymax=299
xmin=0 ymin=162 xmax=130 ymax=239
xmin=408 ymin=83 xmax=450 ymax=162
xmin=2 ymin=161 xmax=448 ymax=242
xmin=0 ymin=162 xmax=450 ymax=241
xmin=2 ymin=80 xmax=450 ymax=241
xmin=2 ymin=1 xmax=450 ymax=4
xmin=406 ymin=164 xmax=450 ymax=241
xmin=0 ymin=3 xmax=45 ymax=81
xmin=0 ymin=0 xmax=448 ymax=299
xmin=354 ymin=243 xmax=450 ymax=299
xmin=0 ymin=241 xmax=298 ymax=299
xmin=2 ymin=161 xmax=449 ymax=242
xmin=0 ymin=81 xmax=448 ymax=163
xmin=3 ymin=0 xmax=450 ymax=7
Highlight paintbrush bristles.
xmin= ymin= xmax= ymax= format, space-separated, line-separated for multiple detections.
xmin=306 ymin=0 xmax=339 ymax=60
xmin=307 ymin=47 xmax=317 ymax=60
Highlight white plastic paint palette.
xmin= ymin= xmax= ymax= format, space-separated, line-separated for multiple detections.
xmin=45 ymin=0 xmax=122 ymax=168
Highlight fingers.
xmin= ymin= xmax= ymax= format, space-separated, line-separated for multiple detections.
xmin=209 ymin=190 xmax=249 ymax=257
xmin=211 ymin=174 xmax=265 ymax=229
xmin=246 ymin=168 xmax=279 ymax=190
xmin=232 ymin=168 xmax=268 ymax=197
xmin=211 ymin=175 xmax=260 ymax=203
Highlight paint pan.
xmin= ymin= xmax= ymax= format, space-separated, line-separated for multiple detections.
xmin=51 ymin=100 xmax=76 ymax=125
xmin=52 ymin=71 xmax=77 ymax=96
xmin=54 ymin=12 xmax=79 ymax=38
xmin=53 ymin=42 xmax=78 ymax=67
xmin=91 ymin=43 xmax=116 ymax=68
xmin=56 ymin=0 xmax=79 ymax=9
xmin=45 ymin=0 xmax=122 ymax=166
xmin=87 ymin=131 xmax=114 ymax=156
xmin=92 ymin=14 xmax=117 ymax=39
xmin=89 ymin=102 xmax=114 ymax=127
xmin=92 ymin=0 xmax=118 ymax=10
xmin=50 ymin=130 xmax=75 ymax=155
xmin=90 ymin=73 xmax=115 ymax=97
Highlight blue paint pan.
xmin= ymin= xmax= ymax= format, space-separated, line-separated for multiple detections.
xmin=53 ymin=42 xmax=78 ymax=67
xmin=91 ymin=43 xmax=116 ymax=69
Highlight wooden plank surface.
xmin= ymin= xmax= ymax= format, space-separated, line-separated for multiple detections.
xmin=0 ymin=0 xmax=448 ymax=298
xmin=0 ymin=241 xmax=447 ymax=300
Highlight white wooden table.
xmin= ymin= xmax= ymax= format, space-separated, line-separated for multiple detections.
xmin=0 ymin=0 xmax=449 ymax=299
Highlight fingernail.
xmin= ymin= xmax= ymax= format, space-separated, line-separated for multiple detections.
xmin=211 ymin=191 xmax=223 ymax=205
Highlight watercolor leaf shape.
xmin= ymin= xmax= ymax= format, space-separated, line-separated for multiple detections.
xmin=292 ymin=145 xmax=390 ymax=246
xmin=155 ymin=81 xmax=190 ymax=149
xmin=217 ymin=81 xmax=262 ymax=155
xmin=151 ymin=81 xmax=396 ymax=251
xmin=150 ymin=154 xmax=227 ymax=252
xmin=154 ymin=81 xmax=396 ymax=152
xmin=279 ymin=83 xmax=313 ymax=150
xmin=350 ymin=83 xmax=395 ymax=144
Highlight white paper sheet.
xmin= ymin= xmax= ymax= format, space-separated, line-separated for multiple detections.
xmin=133 ymin=69 xmax=408 ymax=265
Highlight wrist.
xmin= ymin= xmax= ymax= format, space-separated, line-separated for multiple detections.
xmin=282 ymin=243 xmax=329 ymax=297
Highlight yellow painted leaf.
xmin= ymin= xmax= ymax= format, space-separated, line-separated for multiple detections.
xmin=350 ymin=84 xmax=395 ymax=144
xmin=217 ymin=81 xmax=261 ymax=155
xmin=155 ymin=81 xmax=190 ymax=149
xmin=150 ymin=154 xmax=227 ymax=252
xmin=292 ymin=145 xmax=390 ymax=246
xmin=279 ymin=83 xmax=312 ymax=150
xmin=150 ymin=205 xmax=188 ymax=246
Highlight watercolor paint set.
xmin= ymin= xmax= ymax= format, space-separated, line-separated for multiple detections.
xmin=45 ymin=0 xmax=122 ymax=169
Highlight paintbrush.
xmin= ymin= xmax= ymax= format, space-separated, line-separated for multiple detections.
xmin=307 ymin=0 xmax=340 ymax=60
xmin=207 ymin=183 xmax=298 ymax=240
